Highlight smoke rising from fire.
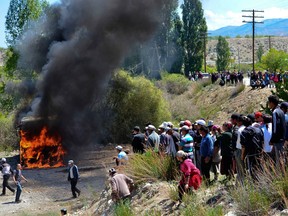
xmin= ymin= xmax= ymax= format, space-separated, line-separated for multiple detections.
xmin=16 ymin=0 xmax=169 ymax=152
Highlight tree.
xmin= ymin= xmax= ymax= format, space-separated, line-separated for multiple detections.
xmin=5 ymin=0 xmax=48 ymax=46
xmin=262 ymin=48 xmax=288 ymax=72
xmin=181 ymin=0 xmax=207 ymax=76
xmin=257 ymin=44 xmax=264 ymax=62
xmin=216 ymin=36 xmax=230 ymax=72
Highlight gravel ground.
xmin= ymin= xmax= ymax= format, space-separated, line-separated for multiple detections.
xmin=0 ymin=144 xmax=121 ymax=215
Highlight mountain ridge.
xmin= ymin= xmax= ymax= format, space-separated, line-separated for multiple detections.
xmin=209 ymin=18 xmax=288 ymax=37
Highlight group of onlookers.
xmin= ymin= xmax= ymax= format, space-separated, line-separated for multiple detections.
xmin=128 ymin=94 xmax=288 ymax=203
xmin=249 ymin=70 xmax=288 ymax=89
xmin=211 ymin=71 xmax=244 ymax=86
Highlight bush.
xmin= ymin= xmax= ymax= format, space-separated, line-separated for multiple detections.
xmin=124 ymin=150 xmax=179 ymax=184
xmin=114 ymin=201 xmax=134 ymax=216
xmin=0 ymin=113 xmax=19 ymax=152
xmin=160 ymin=72 xmax=190 ymax=95
xmin=101 ymin=70 xmax=171 ymax=143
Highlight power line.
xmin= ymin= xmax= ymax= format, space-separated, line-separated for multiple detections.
xmin=242 ymin=9 xmax=264 ymax=72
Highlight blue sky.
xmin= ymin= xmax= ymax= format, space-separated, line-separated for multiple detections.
xmin=0 ymin=0 xmax=288 ymax=48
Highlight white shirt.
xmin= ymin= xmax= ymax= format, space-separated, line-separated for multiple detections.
xmin=262 ymin=123 xmax=272 ymax=153
xmin=236 ymin=125 xmax=245 ymax=149
xmin=69 ymin=166 xmax=74 ymax=179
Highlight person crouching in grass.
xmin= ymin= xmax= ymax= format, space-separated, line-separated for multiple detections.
xmin=176 ymin=150 xmax=202 ymax=204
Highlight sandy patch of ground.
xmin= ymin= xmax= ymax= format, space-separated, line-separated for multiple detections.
xmin=0 ymin=144 xmax=127 ymax=215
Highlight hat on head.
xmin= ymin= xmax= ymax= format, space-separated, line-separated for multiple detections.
xmin=176 ymin=150 xmax=187 ymax=158
xmin=207 ymin=120 xmax=214 ymax=127
xmin=116 ymin=145 xmax=123 ymax=151
xmin=184 ymin=120 xmax=192 ymax=127
xmin=254 ymin=112 xmax=262 ymax=119
xmin=195 ymin=119 xmax=206 ymax=126
xmin=167 ymin=122 xmax=174 ymax=127
xmin=1 ymin=158 xmax=6 ymax=162
xmin=147 ymin=125 xmax=156 ymax=130
xmin=68 ymin=160 xmax=74 ymax=164
xmin=247 ymin=114 xmax=255 ymax=123
xmin=180 ymin=125 xmax=190 ymax=131
xmin=179 ymin=121 xmax=185 ymax=127
xmin=109 ymin=168 xmax=116 ymax=174
xmin=280 ymin=102 xmax=288 ymax=110
xmin=133 ymin=126 xmax=140 ymax=131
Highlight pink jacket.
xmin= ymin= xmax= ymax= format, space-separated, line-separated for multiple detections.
xmin=180 ymin=159 xmax=201 ymax=185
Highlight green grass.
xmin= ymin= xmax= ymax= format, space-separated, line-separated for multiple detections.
xmin=114 ymin=201 xmax=134 ymax=216
xmin=124 ymin=150 xmax=179 ymax=184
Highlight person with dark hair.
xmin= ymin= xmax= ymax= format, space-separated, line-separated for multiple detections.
xmin=235 ymin=115 xmax=246 ymax=184
xmin=230 ymin=114 xmax=239 ymax=174
xmin=131 ymin=126 xmax=145 ymax=154
xmin=199 ymin=126 xmax=214 ymax=184
xmin=219 ymin=122 xmax=234 ymax=180
xmin=280 ymin=102 xmax=288 ymax=145
xmin=241 ymin=116 xmax=264 ymax=180
xmin=268 ymin=95 xmax=286 ymax=165
xmin=109 ymin=168 xmax=134 ymax=203
xmin=67 ymin=160 xmax=80 ymax=198
xmin=176 ymin=150 xmax=202 ymax=203
xmin=13 ymin=164 xmax=28 ymax=203
xmin=211 ymin=125 xmax=222 ymax=181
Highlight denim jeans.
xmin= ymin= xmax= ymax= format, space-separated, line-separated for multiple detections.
xmin=2 ymin=174 xmax=15 ymax=195
xmin=15 ymin=182 xmax=22 ymax=202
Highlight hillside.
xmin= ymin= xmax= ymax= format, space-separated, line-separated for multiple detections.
xmin=208 ymin=18 xmax=288 ymax=37
xmin=167 ymin=80 xmax=272 ymax=125
xmin=206 ymin=36 xmax=288 ymax=66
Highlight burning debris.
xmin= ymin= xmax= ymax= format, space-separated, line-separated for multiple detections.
xmin=20 ymin=125 xmax=65 ymax=169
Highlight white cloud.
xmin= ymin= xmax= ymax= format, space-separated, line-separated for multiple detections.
xmin=205 ymin=7 xmax=288 ymax=30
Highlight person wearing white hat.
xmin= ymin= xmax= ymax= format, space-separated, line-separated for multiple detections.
xmin=1 ymin=158 xmax=15 ymax=196
xmin=146 ymin=125 xmax=160 ymax=152
xmin=114 ymin=146 xmax=128 ymax=166
xmin=67 ymin=160 xmax=80 ymax=198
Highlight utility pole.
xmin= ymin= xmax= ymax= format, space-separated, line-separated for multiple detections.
xmin=242 ymin=9 xmax=264 ymax=73
xmin=268 ymin=35 xmax=272 ymax=50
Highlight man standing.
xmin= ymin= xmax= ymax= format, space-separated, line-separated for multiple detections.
xmin=67 ymin=160 xmax=81 ymax=198
xmin=268 ymin=95 xmax=286 ymax=164
xmin=199 ymin=126 xmax=214 ymax=184
xmin=131 ymin=126 xmax=145 ymax=154
xmin=13 ymin=164 xmax=28 ymax=203
xmin=0 ymin=158 xmax=15 ymax=196
xmin=147 ymin=125 xmax=160 ymax=152
xmin=109 ymin=168 xmax=134 ymax=203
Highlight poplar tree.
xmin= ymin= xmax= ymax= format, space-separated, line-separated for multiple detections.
xmin=181 ymin=0 xmax=207 ymax=76
xmin=216 ymin=36 xmax=230 ymax=72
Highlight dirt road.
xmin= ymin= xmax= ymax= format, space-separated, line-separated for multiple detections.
xmin=0 ymin=144 xmax=120 ymax=215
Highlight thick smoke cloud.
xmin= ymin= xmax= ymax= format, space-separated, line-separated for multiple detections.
xmin=16 ymin=0 xmax=168 ymax=152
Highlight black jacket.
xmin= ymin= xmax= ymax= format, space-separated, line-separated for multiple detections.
xmin=271 ymin=107 xmax=286 ymax=143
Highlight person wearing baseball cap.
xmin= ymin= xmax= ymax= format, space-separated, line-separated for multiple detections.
xmin=179 ymin=126 xmax=194 ymax=159
xmin=147 ymin=124 xmax=160 ymax=152
xmin=113 ymin=146 xmax=128 ymax=166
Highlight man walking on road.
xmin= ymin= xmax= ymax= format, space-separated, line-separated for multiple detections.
xmin=67 ymin=160 xmax=81 ymax=198
xmin=0 ymin=158 xmax=15 ymax=196
xmin=13 ymin=164 xmax=28 ymax=203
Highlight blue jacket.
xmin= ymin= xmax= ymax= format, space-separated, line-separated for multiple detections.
xmin=200 ymin=134 xmax=214 ymax=158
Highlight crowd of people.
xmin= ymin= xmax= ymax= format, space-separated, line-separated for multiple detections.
xmin=128 ymin=94 xmax=288 ymax=203
xmin=249 ymin=71 xmax=288 ymax=89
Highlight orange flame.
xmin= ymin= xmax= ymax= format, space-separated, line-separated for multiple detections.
xmin=20 ymin=127 xmax=66 ymax=168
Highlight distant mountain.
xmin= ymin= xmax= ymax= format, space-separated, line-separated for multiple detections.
xmin=208 ymin=18 xmax=288 ymax=37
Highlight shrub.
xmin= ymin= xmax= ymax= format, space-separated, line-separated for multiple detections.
xmin=124 ymin=150 xmax=179 ymax=184
xmin=0 ymin=113 xmax=18 ymax=152
xmin=160 ymin=72 xmax=190 ymax=95
xmin=192 ymin=79 xmax=212 ymax=95
xmin=100 ymin=70 xmax=171 ymax=143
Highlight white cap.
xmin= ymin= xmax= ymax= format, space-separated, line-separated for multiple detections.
xmin=180 ymin=125 xmax=190 ymax=131
xmin=195 ymin=119 xmax=206 ymax=126
xmin=116 ymin=145 xmax=123 ymax=151
xmin=147 ymin=125 xmax=156 ymax=130
xmin=68 ymin=160 xmax=74 ymax=164
xmin=1 ymin=158 xmax=6 ymax=162
xmin=176 ymin=150 xmax=187 ymax=158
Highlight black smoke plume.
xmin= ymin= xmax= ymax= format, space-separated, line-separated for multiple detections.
xmin=16 ymin=0 xmax=169 ymax=154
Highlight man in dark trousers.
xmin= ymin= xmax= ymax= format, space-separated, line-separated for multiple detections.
xmin=268 ymin=95 xmax=286 ymax=165
xmin=67 ymin=160 xmax=81 ymax=198
xmin=131 ymin=126 xmax=146 ymax=154
xmin=0 ymin=158 xmax=15 ymax=196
